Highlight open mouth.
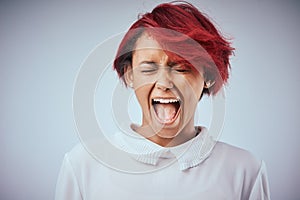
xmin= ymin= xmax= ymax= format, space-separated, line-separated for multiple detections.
xmin=152 ymin=98 xmax=181 ymax=124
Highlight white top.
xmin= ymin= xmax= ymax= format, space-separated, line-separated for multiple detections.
xmin=55 ymin=127 xmax=270 ymax=200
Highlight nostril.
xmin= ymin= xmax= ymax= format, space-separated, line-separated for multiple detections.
xmin=156 ymin=81 xmax=173 ymax=90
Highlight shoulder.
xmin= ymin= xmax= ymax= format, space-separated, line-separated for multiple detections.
xmin=211 ymin=142 xmax=262 ymax=174
xmin=209 ymin=142 xmax=270 ymax=199
xmin=214 ymin=142 xmax=260 ymax=162
xmin=65 ymin=143 xmax=91 ymax=163
xmin=63 ymin=138 xmax=125 ymax=173
xmin=63 ymin=142 xmax=103 ymax=173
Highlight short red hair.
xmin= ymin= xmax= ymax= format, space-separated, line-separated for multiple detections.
xmin=113 ymin=1 xmax=234 ymax=95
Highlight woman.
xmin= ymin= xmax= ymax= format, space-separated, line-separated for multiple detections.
xmin=56 ymin=2 xmax=270 ymax=199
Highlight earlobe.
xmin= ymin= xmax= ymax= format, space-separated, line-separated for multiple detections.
xmin=204 ymin=80 xmax=215 ymax=89
xmin=124 ymin=64 xmax=134 ymax=88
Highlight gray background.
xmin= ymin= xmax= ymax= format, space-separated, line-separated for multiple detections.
xmin=1 ymin=0 xmax=299 ymax=199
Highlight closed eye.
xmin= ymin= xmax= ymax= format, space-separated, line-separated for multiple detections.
xmin=139 ymin=61 xmax=158 ymax=73
xmin=141 ymin=68 xmax=158 ymax=73
xmin=172 ymin=65 xmax=192 ymax=73
xmin=174 ymin=69 xmax=190 ymax=72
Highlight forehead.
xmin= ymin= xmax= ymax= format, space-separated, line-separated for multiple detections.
xmin=134 ymin=32 xmax=162 ymax=50
xmin=132 ymin=32 xmax=168 ymax=62
xmin=131 ymin=31 xmax=203 ymax=74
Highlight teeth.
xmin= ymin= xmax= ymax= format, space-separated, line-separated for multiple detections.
xmin=152 ymin=98 xmax=180 ymax=104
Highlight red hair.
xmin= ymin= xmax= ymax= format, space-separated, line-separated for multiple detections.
xmin=113 ymin=1 xmax=234 ymax=95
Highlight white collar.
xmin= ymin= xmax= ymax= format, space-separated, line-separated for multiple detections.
xmin=111 ymin=126 xmax=215 ymax=171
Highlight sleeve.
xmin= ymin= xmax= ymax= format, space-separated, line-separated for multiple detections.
xmin=55 ymin=154 xmax=83 ymax=200
xmin=248 ymin=160 xmax=271 ymax=200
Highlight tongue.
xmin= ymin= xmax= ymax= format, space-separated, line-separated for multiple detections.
xmin=155 ymin=103 xmax=177 ymax=121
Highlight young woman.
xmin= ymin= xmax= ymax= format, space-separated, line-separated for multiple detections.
xmin=56 ymin=2 xmax=270 ymax=199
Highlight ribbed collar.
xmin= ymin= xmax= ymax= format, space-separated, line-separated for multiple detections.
xmin=111 ymin=126 xmax=215 ymax=171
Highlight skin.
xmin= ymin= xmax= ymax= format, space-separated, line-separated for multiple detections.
xmin=125 ymin=32 xmax=206 ymax=147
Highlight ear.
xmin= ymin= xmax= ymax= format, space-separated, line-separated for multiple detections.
xmin=124 ymin=63 xmax=134 ymax=88
xmin=204 ymin=80 xmax=215 ymax=89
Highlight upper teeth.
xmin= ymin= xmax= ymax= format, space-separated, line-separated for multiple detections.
xmin=153 ymin=99 xmax=180 ymax=104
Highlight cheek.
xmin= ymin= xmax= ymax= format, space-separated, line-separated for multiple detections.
xmin=134 ymin=84 xmax=152 ymax=109
xmin=192 ymin=82 xmax=204 ymax=100
xmin=190 ymin=74 xmax=205 ymax=99
xmin=132 ymin=69 xmax=156 ymax=88
xmin=179 ymin=77 xmax=204 ymax=101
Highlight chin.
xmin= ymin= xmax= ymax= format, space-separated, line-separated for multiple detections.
xmin=151 ymin=114 xmax=183 ymax=139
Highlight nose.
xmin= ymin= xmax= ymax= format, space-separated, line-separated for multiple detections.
xmin=155 ymin=67 xmax=173 ymax=90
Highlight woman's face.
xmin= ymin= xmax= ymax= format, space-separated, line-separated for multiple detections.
xmin=126 ymin=33 xmax=205 ymax=145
